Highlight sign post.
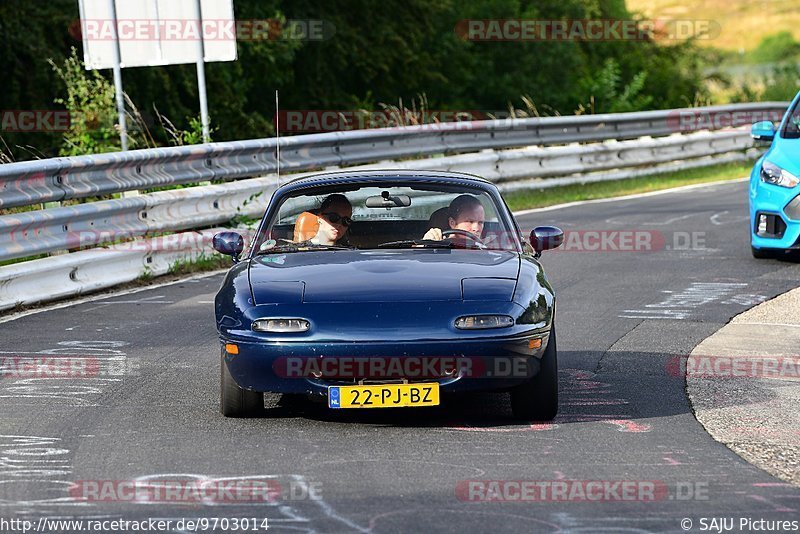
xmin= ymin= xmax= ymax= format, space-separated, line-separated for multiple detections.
xmin=78 ymin=0 xmax=237 ymax=149
xmin=193 ymin=0 xmax=210 ymax=142
xmin=106 ymin=0 xmax=128 ymax=150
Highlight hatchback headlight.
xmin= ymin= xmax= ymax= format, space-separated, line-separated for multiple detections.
xmin=455 ymin=315 xmax=514 ymax=330
xmin=761 ymin=161 xmax=799 ymax=188
xmin=252 ymin=319 xmax=310 ymax=333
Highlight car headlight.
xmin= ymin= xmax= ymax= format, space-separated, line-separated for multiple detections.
xmin=455 ymin=315 xmax=514 ymax=330
xmin=252 ymin=319 xmax=310 ymax=333
xmin=760 ymin=161 xmax=799 ymax=188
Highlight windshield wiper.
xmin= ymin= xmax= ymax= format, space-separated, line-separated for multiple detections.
xmin=376 ymin=240 xmax=457 ymax=249
xmin=256 ymin=243 xmax=354 ymax=254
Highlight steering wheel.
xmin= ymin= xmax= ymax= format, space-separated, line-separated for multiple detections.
xmin=442 ymin=229 xmax=486 ymax=248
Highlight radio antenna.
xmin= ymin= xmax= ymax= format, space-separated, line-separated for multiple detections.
xmin=275 ymin=90 xmax=281 ymax=186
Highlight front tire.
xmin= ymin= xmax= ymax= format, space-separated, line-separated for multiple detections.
xmin=220 ymin=350 xmax=264 ymax=417
xmin=510 ymin=327 xmax=558 ymax=421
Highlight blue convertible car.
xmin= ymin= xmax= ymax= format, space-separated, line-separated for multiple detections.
xmin=750 ymin=91 xmax=800 ymax=258
xmin=213 ymin=171 xmax=563 ymax=420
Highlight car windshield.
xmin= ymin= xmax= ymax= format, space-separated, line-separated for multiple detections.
xmin=782 ymin=100 xmax=800 ymax=139
xmin=252 ymin=182 xmax=521 ymax=254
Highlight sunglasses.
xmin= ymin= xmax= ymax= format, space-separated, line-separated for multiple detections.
xmin=321 ymin=212 xmax=353 ymax=226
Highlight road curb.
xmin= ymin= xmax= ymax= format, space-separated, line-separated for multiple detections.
xmin=687 ymin=287 xmax=800 ymax=486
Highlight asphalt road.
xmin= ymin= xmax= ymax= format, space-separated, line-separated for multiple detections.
xmin=1 ymin=180 xmax=799 ymax=533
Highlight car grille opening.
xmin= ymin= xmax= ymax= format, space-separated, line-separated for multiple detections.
xmin=756 ymin=212 xmax=787 ymax=238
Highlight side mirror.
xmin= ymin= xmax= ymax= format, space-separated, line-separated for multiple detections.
xmin=213 ymin=232 xmax=245 ymax=262
xmin=751 ymin=121 xmax=776 ymax=143
xmin=530 ymin=226 xmax=564 ymax=255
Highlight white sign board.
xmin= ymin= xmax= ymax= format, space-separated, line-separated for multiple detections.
xmin=78 ymin=0 xmax=237 ymax=70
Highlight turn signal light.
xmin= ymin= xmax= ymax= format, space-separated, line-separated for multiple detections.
xmin=225 ymin=343 xmax=239 ymax=355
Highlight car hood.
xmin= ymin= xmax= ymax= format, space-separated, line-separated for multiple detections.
xmin=765 ymin=142 xmax=800 ymax=174
xmin=248 ymin=249 xmax=520 ymax=304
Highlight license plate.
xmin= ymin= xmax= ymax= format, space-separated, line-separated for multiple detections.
xmin=328 ymin=383 xmax=440 ymax=409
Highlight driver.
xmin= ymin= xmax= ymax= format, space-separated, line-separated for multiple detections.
xmin=423 ymin=194 xmax=485 ymax=241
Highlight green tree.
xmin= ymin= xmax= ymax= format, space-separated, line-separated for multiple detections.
xmin=748 ymin=31 xmax=800 ymax=64
xmin=0 ymin=0 xmax=711 ymax=160
xmin=50 ymin=48 xmax=120 ymax=156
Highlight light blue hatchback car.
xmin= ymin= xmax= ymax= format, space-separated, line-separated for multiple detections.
xmin=750 ymin=92 xmax=800 ymax=258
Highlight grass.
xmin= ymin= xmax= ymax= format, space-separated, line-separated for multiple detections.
xmin=168 ymin=253 xmax=231 ymax=276
xmin=502 ymin=159 xmax=753 ymax=212
xmin=0 ymin=253 xmax=48 ymax=268
xmin=137 ymin=267 xmax=154 ymax=282
xmin=626 ymin=0 xmax=800 ymax=52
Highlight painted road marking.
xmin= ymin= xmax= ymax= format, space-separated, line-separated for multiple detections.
xmin=0 ymin=341 xmax=132 ymax=406
xmin=620 ymin=282 xmax=767 ymax=320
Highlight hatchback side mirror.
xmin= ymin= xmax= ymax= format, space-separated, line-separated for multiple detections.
xmin=751 ymin=121 xmax=776 ymax=143
xmin=213 ymin=232 xmax=245 ymax=262
xmin=530 ymin=226 xmax=564 ymax=256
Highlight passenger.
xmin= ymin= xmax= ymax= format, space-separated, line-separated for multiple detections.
xmin=423 ymin=194 xmax=485 ymax=241
xmin=309 ymin=193 xmax=353 ymax=245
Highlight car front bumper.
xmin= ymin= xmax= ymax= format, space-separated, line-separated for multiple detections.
xmin=220 ymin=331 xmax=550 ymax=395
xmin=750 ymin=175 xmax=800 ymax=250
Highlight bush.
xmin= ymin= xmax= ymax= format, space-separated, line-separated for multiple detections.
xmin=47 ymin=48 xmax=217 ymax=157
xmin=575 ymin=58 xmax=653 ymax=114
xmin=748 ymin=32 xmax=800 ymax=64
xmin=730 ymin=62 xmax=800 ymax=103
xmin=49 ymin=48 xmax=120 ymax=156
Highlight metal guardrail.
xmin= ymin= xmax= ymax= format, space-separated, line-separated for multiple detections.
xmin=0 ymin=138 xmax=757 ymax=313
xmin=372 ymin=130 xmax=756 ymax=183
xmin=0 ymin=103 xmax=787 ymax=209
xmin=0 ymin=102 xmax=788 ymax=312
xmin=0 ymin=129 xmax=759 ymax=262
xmin=0 ymin=227 xmax=226 ymax=311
